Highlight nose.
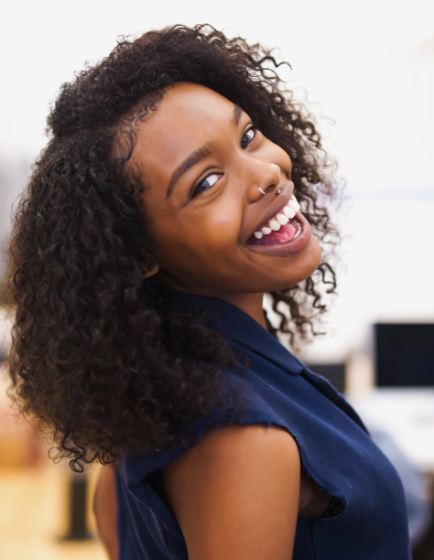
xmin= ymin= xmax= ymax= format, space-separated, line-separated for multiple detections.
xmin=246 ymin=161 xmax=284 ymax=202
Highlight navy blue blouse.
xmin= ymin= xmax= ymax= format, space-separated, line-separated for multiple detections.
xmin=115 ymin=287 xmax=412 ymax=559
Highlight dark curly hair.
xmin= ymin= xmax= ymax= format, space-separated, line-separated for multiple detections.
xmin=6 ymin=23 xmax=342 ymax=472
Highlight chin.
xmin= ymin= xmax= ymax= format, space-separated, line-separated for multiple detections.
xmin=275 ymin=245 xmax=323 ymax=290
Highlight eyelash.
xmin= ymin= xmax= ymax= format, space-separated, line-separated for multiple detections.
xmin=190 ymin=125 xmax=258 ymax=199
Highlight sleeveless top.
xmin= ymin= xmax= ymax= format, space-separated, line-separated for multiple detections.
xmin=115 ymin=287 xmax=412 ymax=559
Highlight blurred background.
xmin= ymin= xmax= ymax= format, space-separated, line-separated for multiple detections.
xmin=0 ymin=0 xmax=433 ymax=558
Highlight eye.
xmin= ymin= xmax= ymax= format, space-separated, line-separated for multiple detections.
xmin=191 ymin=172 xmax=221 ymax=198
xmin=240 ymin=125 xmax=257 ymax=149
xmin=190 ymin=125 xmax=258 ymax=198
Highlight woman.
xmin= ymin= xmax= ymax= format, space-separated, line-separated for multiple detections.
xmin=6 ymin=23 xmax=411 ymax=559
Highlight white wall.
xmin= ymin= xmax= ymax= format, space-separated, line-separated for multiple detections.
xmin=299 ymin=193 xmax=434 ymax=362
xmin=1 ymin=0 xmax=433 ymax=362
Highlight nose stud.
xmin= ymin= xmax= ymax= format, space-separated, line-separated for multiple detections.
xmin=256 ymin=187 xmax=282 ymax=197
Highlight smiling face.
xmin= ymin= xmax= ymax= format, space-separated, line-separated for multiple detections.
xmin=128 ymin=82 xmax=321 ymax=298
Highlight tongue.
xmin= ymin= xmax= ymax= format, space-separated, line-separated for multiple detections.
xmin=249 ymin=219 xmax=300 ymax=245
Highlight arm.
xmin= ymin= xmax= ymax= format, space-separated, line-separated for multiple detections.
xmin=93 ymin=464 xmax=118 ymax=560
xmin=162 ymin=424 xmax=301 ymax=560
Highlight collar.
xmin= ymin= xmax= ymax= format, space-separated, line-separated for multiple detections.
xmin=157 ymin=285 xmax=304 ymax=376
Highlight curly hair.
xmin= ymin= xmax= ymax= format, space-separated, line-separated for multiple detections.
xmin=6 ymin=23 xmax=342 ymax=472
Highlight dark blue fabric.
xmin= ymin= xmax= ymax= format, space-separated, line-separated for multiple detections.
xmin=115 ymin=287 xmax=412 ymax=559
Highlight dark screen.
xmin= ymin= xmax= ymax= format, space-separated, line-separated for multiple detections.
xmin=305 ymin=362 xmax=346 ymax=394
xmin=374 ymin=323 xmax=434 ymax=386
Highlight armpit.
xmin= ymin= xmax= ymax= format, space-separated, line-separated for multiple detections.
xmin=299 ymin=467 xmax=345 ymax=520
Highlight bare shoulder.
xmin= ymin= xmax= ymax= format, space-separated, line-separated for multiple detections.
xmin=163 ymin=424 xmax=301 ymax=560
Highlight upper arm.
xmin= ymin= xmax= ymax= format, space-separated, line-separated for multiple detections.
xmin=162 ymin=424 xmax=301 ymax=560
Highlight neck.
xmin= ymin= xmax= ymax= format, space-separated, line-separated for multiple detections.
xmin=219 ymin=292 xmax=267 ymax=331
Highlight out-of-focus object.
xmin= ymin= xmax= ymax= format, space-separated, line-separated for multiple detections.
xmin=0 ymin=306 xmax=13 ymax=362
xmin=0 ymin=305 xmax=45 ymax=467
xmin=349 ymin=388 xmax=434 ymax=546
xmin=349 ymin=389 xmax=434 ymax=481
xmin=369 ymin=427 xmax=431 ymax=545
xmin=60 ymin=470 xmax=94 ymax=542
xmin=374 ymin=322 xmax=434 ymax=387
xmin=305 ymin=361 xmax=347 ymax=394
xmin=0 ymin=363 xmax=45 ymax=467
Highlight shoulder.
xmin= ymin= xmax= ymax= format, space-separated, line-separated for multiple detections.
xmin=163 ymin=423 xmax=301 ymax=560
xmin=164 ymin=423 xmax=300 ymax=486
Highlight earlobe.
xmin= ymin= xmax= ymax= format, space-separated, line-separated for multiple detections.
xmin=143 ymin=263 xmax=160 ymax=279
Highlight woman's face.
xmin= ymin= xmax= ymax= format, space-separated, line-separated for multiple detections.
xmin=129 ymin=82 xmax=321 ymax=297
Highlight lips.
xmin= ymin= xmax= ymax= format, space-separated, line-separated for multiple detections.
xmin=244 ymin=210 xmax=312 ymax=256
xmin=243 ymin=194 xmax=292 ymax=244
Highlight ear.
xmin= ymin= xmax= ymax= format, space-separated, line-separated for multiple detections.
xmin=143 ymin=263 xmax=160 ymax=279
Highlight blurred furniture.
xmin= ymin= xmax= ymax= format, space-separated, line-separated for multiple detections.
xmin=0 ymin=460 xmax=105 ymax=559
xmin=348 ymin=388 xmax=434 ymax=481
xmin=1 ymin=361 xmax=93 ymax=541
xmin=60 ymin=470 xmax=93 ymax=541
xmin=371 ymin=321 xmax=434 ymax=553
xmin=349 ymin=388 xmax=434 ymax=553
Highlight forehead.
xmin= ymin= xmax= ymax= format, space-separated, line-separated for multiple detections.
xmin=130 ymin=83 xmax=240 ymax=192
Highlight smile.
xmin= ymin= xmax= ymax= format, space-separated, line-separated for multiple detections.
xmin=250 ymin=195 xmax=301 ymax=240
xmin=244 ymin=196 xmax=312 ymax=256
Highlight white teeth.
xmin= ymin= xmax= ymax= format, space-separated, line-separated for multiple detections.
xmin=269 ymin=219 xmax=281 ymax=231
xmin=283 ymin=205 xmax=296 ymax=219
xmin=251 ymin=195 xmax=301 ymax=240
xmin=289 ymin=196 xmax=300 ymax=212
xmin=276 ymin=213 xmax=289 ymax=225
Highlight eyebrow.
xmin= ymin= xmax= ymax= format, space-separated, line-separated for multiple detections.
xmin=166 ymin=104 xmax=244 ymax=198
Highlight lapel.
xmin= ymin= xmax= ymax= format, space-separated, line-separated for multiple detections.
xmin=301 ymin=365 xmax=371 ymax=434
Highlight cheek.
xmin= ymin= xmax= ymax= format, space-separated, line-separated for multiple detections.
xmin=183 ymin=205 xmax=241 ymax=245
xmin=186 ymin=219 xmax=238 ymax=254
xmin=157 ymin=211 xmax=241 ymax=268
xmin=202 ymin=213 xmax=240 ymax=246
